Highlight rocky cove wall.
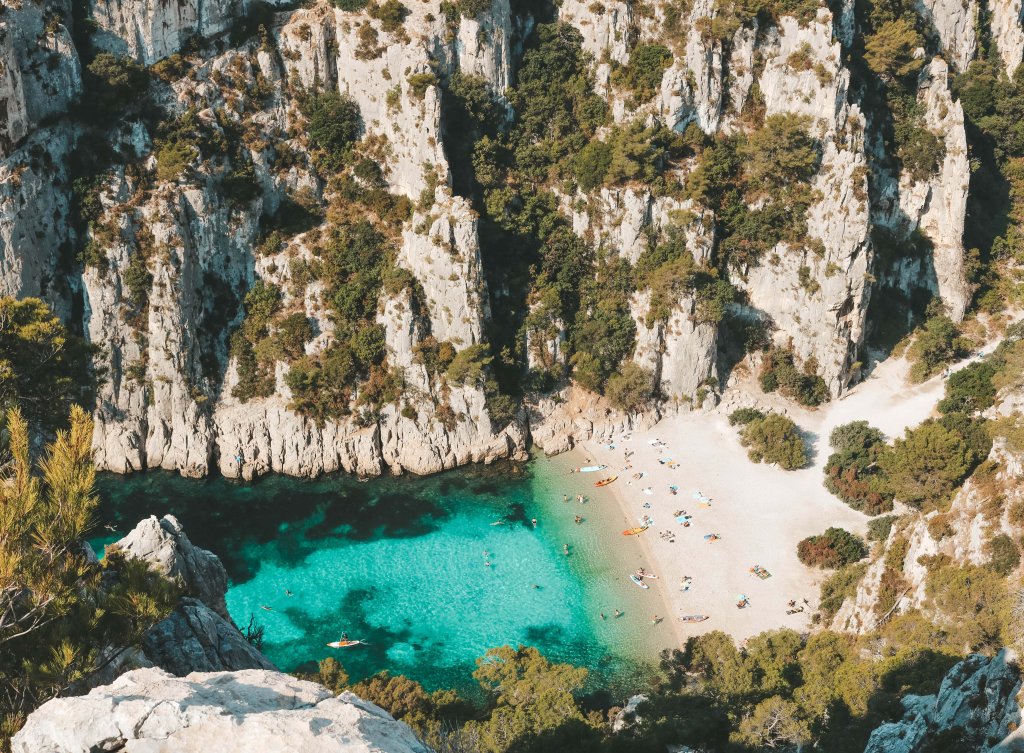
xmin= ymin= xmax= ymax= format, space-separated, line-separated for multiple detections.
xmin=0 ymin=0 xmax=997 ymax=478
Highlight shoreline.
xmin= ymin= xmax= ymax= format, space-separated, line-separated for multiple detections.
xmin=574 ymin=344 xmax=984 ymax=643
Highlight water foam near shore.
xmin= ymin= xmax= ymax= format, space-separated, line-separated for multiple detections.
xmin=92 ymin=453 xmax=676 ymax=694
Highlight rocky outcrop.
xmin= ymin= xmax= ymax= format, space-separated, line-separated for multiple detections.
xmin=142 ymin=598 xmax=276 ymax=676
xmin=115 ymin=515 xmax=230 ymax=619
xmin=732 ymin=11 xmax=872 ymax=395
xmin=916 ymin=0 xmax=977 ymax=72
xmin=89 ymin=0 xmax=245 ymax=65
xmin=863 ymin=650 xmax=1023 ymax=753
xmin=991 ymin=0 xmax=1024 ymax=75
xmin=11 ymin=668 xmax=431 ymax=753
xmin=528 ymin=385 xmax=659 ymax=455
xmin=895 ymin=59 xmax=972 ymax=321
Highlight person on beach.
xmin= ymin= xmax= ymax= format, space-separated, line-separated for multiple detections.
xmin=651 ymin=615 xmax=660 ymax=624
xmin=574 ymin=515 xmax=582 ymax=524
xmin=614 ymin=609 xmax=622 ymax=618
xmin=563 ymin=494 xmax=569 ymax=502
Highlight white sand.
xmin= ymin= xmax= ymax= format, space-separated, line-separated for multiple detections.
xmin=578 ymin=345 xmax=997 ymax=644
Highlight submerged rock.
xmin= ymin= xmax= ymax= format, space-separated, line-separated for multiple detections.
xmin=11 ymin=668 xmax=431 ymax=753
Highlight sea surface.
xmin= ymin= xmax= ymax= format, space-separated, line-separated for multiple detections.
xmin=93 ymin=454 xmax=676 ymax=695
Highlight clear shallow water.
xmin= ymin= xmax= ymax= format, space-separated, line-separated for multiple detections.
xmin=93 ymin=455 xmax=674 ymax=694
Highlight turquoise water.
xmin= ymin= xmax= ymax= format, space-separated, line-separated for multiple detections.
xmin=93 ymin=456 xmax=674 ymax=694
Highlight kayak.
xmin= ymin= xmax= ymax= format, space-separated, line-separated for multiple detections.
xmin=679 ymin=615 xmax=709 ymax=623
xmin=578 ymin=465 xmax=607 ymax=473
xmin=595 ymin=476 xmax=618 ymax=487
xmin=629 ymin=574 xmax=649 ymax=589
xmin=622 ymin=526 xmax=649 ymax=536
xmin=326 ymin=639 xmax=363 ymax=648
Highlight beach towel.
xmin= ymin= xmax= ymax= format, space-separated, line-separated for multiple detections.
xmin=643 ymin=487 xmax=653 ymax=495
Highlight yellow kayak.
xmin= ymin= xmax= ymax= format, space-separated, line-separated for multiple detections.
xmin=622 ymin=526 xmax=648 ymax=536
xmin=595 ymin=476 xmax=618 ymax=487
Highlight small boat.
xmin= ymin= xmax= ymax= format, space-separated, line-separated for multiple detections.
xmin=326 ymin=639 xmax=363 ymax=648
xmin=679 ymin=614 xmax=709 ymax=623
xmin=622 ymin=526 xmax=649 ymax=536
xmin=578 ymin=465 xmax=607 ymax=473
xmin=629 ymin=574 xmax=649 ymax=589
xmin=595 ymin=476 xmax=618 ymax=487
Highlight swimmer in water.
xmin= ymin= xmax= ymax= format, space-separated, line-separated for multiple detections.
xmin=614 ymin=609 xmax=622 ymax=618
xmin=285 ymin=589 xmax=293 ymax=597
xmin=531 ymin=518 xmax=538 ymax=528
xmin=600 ymin=613 xmax=606 ymax=620
xmin=562 ymin=544 xmax=570 ymax=555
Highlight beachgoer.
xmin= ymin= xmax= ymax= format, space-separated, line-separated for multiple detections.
xmin=285 ymin=589 xmax=293 ymax=597
xmin=531 ymin=518 xmax=538 ymax=528
xmin=532 ymin=584 xmax=540 ymax=589
xmin=563 ymin=494 xmax=569 ymax=502
xmin=574 ymin=515 xmax=582 ymax=524
xmin=563 ymin=544 xmax=570 ymax=555
xmin=342 ymin=632 xmax=349 ymax=641
xmin=651 ymin=615 xmax=659 ymax=624
xmin=600 ymin=613 xmax=606 ymax=620
xmin=485 ymin=561 xmax=492 ymax=567
xmin=614 ymin=609 xmax=622 ymax=618
xmin=260 ymin=604 xmax=273 ymax=611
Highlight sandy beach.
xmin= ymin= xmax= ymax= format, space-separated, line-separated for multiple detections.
xmin=575 ymin=346 xmax=993 ymax=643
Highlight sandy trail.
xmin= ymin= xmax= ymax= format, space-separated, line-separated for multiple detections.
xmin=577 ymin=345 xmax=996 ymax=643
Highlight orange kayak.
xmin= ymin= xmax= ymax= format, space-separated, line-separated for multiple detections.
xmin=595 ymin=476 xmax=618 ymax=487
xmin=622 ymin=526 xmax=648 ymax=536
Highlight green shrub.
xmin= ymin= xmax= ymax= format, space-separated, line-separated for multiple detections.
xmin=824 ymin=421 xmax=892 ymax=513
xmin=571 ymin=140 xmax=613 ymax=191
xmin=611 ymin=44 xmax=673 ymax=104
xmin=369 ymin=0 xmax=409 ymax=31
xmin=880 ymin=418 xmax=979 ymax=509
xmin=863 ymin=17 xmax=925 ymax=82
xmin=759 ymin=347 xmax=829 ymax=406
xmin=408 ymin=72 xmax=439 ymax=100
xmin=330 ymin=0 xmax=368 ymax=10
xmin=907 ymin=313 xmax=970 ymax=383
xmin=455 ymin=0 xmax=491 ymax=17
xmin=446 ymin=343 xmax=493 ymax=385
xmin=728 ymin=407 xmax=765 ymax=426
xmin=818 ymin=563 xmax=868 ymax=622
xmin=938 ymin=361 xmax=997 ymax=414
xmin=0 ymin=298 xmax=95 ymax=429
xmin=84 ymin=53 xmax=149 ymax=113
xmin=867 ymin=515 xmax=899 ymax=542
xmin=738 ymin=412 xmax=807 ymax=469
xmin=273 ymin=312 xmax=314 ymax=361
xmin=798 ymin=528 xmax=868 ymax=568
xmin=605 ymin=362 xmax=655 ymax=413
xmin=302 ymin=92 xmax=362 ymax=172
xmin=987 ymin=534 xmax=1020 ymax=576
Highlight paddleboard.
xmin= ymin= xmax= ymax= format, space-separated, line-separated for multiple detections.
xmin=578 ymin=465 xmax=607 ymax=473
xmin=326 ymin=640 xmax=363 ymax=648
xmin=622 ymin=526 xmax=648 ymax=536
xmin=678 ymin=615 xmax=709 ymax=623
xmin=629 ymin=574 xmax=649 ymax=589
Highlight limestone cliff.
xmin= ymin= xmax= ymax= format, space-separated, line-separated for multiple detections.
xmin=0 ymin=0 xmax=1003 ymax=477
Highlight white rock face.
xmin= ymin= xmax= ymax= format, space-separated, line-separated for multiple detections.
xmin=734 ymin=11 xmax=872 ymax=395
xmin=89 ymin=0 xmax=244 ymax=65
xmin=558 ymin=0 xmax=633 ymax=65
xmin=863 ymin=650 xmax=1023 ymax=753
xmin=631 ymin=290 xmax=717 ymax=402
xmin=896 ymin=59 xmax=972 ymax=321
xmin=11 ymin=668 xmax=431 ymax=753
xmin=991 ymin=0 xmax=1024 ymax=74
xmin=0 ymin=0 xmax=80 ymax=157
xmin=915 ymin=0 xmax=977 ymax=72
